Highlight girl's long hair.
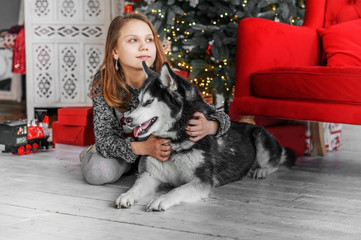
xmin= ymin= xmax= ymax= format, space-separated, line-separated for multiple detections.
xmin=91 ymin=12 xmax=168 ymax=112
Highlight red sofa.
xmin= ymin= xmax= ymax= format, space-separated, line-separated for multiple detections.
xmin=229 ymin=0 xmax=361 ymax=154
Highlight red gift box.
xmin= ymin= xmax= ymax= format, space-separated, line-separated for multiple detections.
xmin=57 ymin=107 xmax=93 ymax=127
xmin=52 ymin=121 xmax=94 ymax=146
xmin=53 ymin=106 xmax=95 ymax=146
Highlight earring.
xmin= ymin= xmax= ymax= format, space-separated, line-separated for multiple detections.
xmin=114 ymin=59 xmax=119 ymax=71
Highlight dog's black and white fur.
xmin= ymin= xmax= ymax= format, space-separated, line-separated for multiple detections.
xmin=115 ymin=62 xmax=296 ymax=211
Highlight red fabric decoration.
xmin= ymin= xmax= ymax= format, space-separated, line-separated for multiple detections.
xmin=318 ymin=19 xmax=361 ymax=66
xmin=12 ymin=27 xmax=26 ymax=74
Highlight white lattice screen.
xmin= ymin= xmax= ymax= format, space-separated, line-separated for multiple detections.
xmin=25 ymin=0 xmax=123 ymax=120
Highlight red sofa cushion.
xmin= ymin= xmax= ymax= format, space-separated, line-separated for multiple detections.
xmin=318 ymin=19 xmax=361 ymax=66
xmin=251 ymin=66 xmax=361 ymax=104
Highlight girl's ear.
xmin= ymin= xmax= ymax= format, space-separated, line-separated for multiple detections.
xmin=112 ymin=48 xmax=118 ymax=60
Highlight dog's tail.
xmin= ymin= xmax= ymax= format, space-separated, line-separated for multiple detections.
xmin=252 ymin=126 xmax=297 ymax=168
xmin=282 ymin=147 xmax=297 ymax=168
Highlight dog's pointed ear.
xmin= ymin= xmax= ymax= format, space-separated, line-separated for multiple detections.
xmin=142 ymin=61 xmax=152 ymax=79
xmin=160 ymin=62 xmax=177 ymax=92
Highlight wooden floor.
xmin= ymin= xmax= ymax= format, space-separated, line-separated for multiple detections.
xmin=1 ymin=103 xmax=361 ymax=239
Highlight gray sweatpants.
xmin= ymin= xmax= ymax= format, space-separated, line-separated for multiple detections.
xmin=80 ymin=149 xmax=131 ymax=185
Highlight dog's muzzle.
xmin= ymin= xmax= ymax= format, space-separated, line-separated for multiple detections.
xmin=125 ymin=116 xmax=158 ymax=138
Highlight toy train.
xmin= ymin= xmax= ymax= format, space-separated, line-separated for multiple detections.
xmin=0 ymin=118 xmax=54 ymax=155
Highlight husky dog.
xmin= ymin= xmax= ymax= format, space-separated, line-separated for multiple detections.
xmin=115 ymin=62 xmax=296 ymax=211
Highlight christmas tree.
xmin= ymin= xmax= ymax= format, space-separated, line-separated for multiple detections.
xmin=133 ymin=0 xmax=305 ymax=103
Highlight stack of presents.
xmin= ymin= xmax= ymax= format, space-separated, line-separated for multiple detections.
xmin=52 ymin=107 xmax=95 ymax=146
xmin=51 ymin=106 xmax=341 ymax=156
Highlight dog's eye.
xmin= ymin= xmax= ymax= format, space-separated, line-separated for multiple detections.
xmin=143 ymin=99 xmax=154 ymax=106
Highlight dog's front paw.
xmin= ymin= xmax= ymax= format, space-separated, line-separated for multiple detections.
xmin=146 ymin=196 xmax=171 ymax=212
xmin=114 ymin=193 xmax=137 ymax=209
xmin=249 ymin=167 xmax=272 ymax=179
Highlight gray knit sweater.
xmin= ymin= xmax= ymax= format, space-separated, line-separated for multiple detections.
xmin=92 ymin=84 xmax=231 ymax=164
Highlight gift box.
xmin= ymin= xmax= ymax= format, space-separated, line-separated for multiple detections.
xmin=304 ymin=122 xmax=342 ymax=155
xmin=52 ymin=121 xmax=94 ymax=146
xmin=57 ymin=107 xmax=93 ymax=127
xmin=53 ymin=106 xmax=94 ymax=146
xmin=323 ymin=123 xmax=342 ymax=152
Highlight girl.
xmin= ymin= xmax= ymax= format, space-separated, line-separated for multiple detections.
xmin=80 ymin=13 xmax=230 ymax=185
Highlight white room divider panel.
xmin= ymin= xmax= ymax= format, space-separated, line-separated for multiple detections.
xmin=25 ymin=0 xmax=121 ymax=120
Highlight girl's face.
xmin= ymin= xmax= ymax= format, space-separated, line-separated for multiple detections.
xmin=113 ymin=19 xmax=157 ymax=74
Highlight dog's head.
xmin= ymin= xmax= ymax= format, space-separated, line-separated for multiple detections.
xmin=125 ymin=61 xmax=202 ymax=139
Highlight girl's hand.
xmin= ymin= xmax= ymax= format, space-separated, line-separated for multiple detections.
xmin=186 ymin=112 xmax=218 ymax=142
xmin=131 ymin=135 xmax=171 ymax=162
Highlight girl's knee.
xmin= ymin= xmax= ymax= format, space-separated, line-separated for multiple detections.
xmin=82 ymin=160 xmax=118 ymax=185
xmin=81 ymin=154 xmax=129 ymax=185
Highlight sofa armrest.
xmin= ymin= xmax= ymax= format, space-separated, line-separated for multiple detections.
xmin=234 ymin=18 xmax=321 ymax=97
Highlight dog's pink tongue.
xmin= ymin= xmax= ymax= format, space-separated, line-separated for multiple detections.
xmin=133 ymin=119 xmax=152 ymax=137
xmin=133 ymin=126 xmax=142 ymax=138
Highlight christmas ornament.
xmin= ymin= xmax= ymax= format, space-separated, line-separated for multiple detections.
xmin=161 ymin=39 xmax=172 ymax=53
xmin=124 ymin=2 xmax=133 ymax=14
xmin=206 ymin=40 xmax=214 ymax=55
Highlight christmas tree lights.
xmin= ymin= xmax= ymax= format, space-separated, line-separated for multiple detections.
xmin=134 ymin=0 xmax=305 ymax=103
